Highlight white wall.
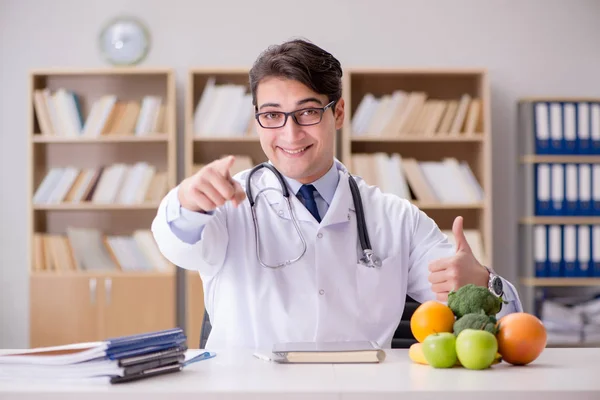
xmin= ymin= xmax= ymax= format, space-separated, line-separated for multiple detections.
xmin=1 ymin=0 xmax=599 ymax=348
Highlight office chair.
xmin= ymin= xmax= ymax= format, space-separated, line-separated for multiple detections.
xmin=199 ymin=309 xmax=212 ymax=349
xmin=391 ymin=295 xmax=420 ymax=348
xmin=199 ymin=296 xmax=420 ymax=349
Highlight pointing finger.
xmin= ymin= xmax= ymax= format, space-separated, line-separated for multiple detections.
xmin=206 ymin=169 xmax=236 ymax=200
xmin=231 ymin=181 xmax=247 ymax=207
xmin=214 ymin=155 xmax=236 ymax=178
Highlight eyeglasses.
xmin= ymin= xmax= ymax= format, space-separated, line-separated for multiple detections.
xmin=255 ymin=100 xmax=336 ymax=129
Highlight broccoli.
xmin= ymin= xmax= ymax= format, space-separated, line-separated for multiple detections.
xmin=447 ymin=283 xmax=506 ymax=318
xmin=453 ymin=310 xmax=498 ymax=336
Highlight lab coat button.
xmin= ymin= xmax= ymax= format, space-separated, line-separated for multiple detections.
xmin=317 ymin=233 xmax=323 ymax=239
xmin=278 ymin=210 xmax=283 ymax=216
xmin=319 ymin=289 xmax=325 ymax=295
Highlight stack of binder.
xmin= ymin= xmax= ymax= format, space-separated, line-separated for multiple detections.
xmin=532 ymin=101 xmax=600 ymax=155
xmin=0 ymin=328 xmax=204 ymax=383
xmin=527 ymin=100 xmax=600 ymax=278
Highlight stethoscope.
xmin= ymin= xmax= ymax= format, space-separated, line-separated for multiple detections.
xmin=245 ymin=162 xmax=382 ymax=270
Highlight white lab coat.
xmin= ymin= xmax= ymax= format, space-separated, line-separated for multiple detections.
xmin=151 ymin=160 xmax=521 ymax=350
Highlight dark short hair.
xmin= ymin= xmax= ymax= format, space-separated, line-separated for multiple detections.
xmin=249 ymin=38 xmax=343 ymax=109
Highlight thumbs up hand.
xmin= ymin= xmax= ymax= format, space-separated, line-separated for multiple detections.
xmin=427 ymin=216 xmax=490 ymax=302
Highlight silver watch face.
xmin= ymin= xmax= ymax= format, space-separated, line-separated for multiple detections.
xmin=491 ymin=276 xmax=503 ymax=296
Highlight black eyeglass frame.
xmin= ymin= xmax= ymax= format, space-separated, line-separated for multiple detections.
xmin=254 ymin=100 xmax=337 ymax=129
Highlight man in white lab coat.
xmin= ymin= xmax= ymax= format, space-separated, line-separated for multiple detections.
xmin=151 ymin=39 xmax=522 ymax=350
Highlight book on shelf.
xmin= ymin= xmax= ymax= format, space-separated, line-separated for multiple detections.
xmin=351 ymin=153 xmax=483 ymax=204
xmin=351 ymin=91 xmax=481 ymax=137
xmin=192 ymin=77 xmax=256 ymax=137
xmin=33 ymin=162 xmax=168 ymax=205
xmin=0 ymin=327 xmax=215 ymax=383
xmin=33 ymin=88 xmax=165 ymax=137
xmin=32 ymin=228 xmax=172 ymax=273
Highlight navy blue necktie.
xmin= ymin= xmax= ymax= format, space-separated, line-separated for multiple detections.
xmin=298 ymin=184 xmax=321 ymax=222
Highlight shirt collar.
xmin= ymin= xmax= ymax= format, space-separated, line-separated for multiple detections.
xmin=281 ymin=161 xmax=339 ymax=206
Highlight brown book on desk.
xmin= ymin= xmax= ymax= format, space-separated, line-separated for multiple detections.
xmin=271 ymin=341 xmax=386 ymax=364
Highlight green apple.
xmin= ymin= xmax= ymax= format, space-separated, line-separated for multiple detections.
xmin=421 ymin=332 xmax=457 ymax=368
xmin=455 ymin=329 xmax=498 ymax=370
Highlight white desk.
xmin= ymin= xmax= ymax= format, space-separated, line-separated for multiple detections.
xmin=1 ymin=348 xmax=599 ymax=399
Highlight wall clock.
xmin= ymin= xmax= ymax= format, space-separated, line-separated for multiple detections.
xmin=99 ymin=16 xmax=151 ymax=66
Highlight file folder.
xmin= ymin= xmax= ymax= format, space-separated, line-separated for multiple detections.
xmin=549 ymin=102 xmax=563 ymax=154
xmin=551 ymin=164 xmax=564 ymax=215
xmin=593 ymin=165 xmax=600 ymax=215
xmin=535 ymin=164 xmax=551 ymax=215
xmin=591 ymin=103 xmax=600 ymax=153
xmin=577 ymin=102 xmax=591 ymax=154
xmin=577 ymin=225 xmax=591 ymax=277
xmin=563 ymin=103 xmax=577 ymax=154
xmin=578 ymin=164 xmax=592 ymax=215
xmin=565 ymin=164 xmax=578 ymax=215
xmin=593 ymin=226 xmax=600 ymax=277
xmin=563 ymin=225 xmax=576 ymax=277
xmin=548 ymin=225 xmax=562 ymax=277
xmin=534 ymin=225 xmax=548 ymax=277
xmin=105 ymin=328 xmax=186 ymax=359
xmin=0 ymin=327 xmax=195 ymax=383
xmin=534 ymin=102 xmax=551 ymax=154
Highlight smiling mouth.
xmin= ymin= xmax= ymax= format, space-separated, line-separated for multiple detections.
xmin=279 ymin=145 xmax=312 ymax=154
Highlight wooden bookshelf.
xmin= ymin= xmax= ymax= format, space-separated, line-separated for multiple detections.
xmin=184 ymin=68 xmax=265 ymax=346
xmin=343 ymin=68 xmax=491 ymax=266
xmin=28 ymin=68 xmax=178 ymax=347
xmin=185 ymin=68 xmax=263 ymax=179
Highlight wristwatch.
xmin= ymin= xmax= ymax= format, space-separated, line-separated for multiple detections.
xmin=484 ymin=266 xmax=504 ymax=297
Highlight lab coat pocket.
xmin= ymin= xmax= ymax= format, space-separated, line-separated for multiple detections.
xmin=355 ymin=257 xmax=407 ymax=330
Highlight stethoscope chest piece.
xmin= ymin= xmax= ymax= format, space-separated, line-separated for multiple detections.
xmin=360 ymin=249 xmax=382 ymax=268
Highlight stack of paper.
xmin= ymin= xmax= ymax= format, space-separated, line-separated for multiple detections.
xmin=0 ymin=328 xmax=211 ymax=384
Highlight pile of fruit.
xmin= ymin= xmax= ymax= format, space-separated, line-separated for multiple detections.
xmin=408 ymin=284 xmax=547 ymax=370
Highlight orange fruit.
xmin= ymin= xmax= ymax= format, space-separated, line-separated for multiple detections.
xmin=410 ymin=300 xmax=455 ymax=343
xmin=496 ymin=312 xmax=547 ymax=365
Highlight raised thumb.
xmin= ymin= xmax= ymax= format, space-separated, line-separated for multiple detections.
xmin=452 ymin=216 xmax=472 ymax=254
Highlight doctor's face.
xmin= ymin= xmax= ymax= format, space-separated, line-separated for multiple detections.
xmin=255 ymin=77 xmax=344 ymax=184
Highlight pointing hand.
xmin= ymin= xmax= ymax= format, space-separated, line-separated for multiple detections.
xmin=178 ymin=155 xmax=247 ymax=212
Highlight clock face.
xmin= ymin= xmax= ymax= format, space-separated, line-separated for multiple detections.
xmin=99 ymin=16 xmax=150 ymax=65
